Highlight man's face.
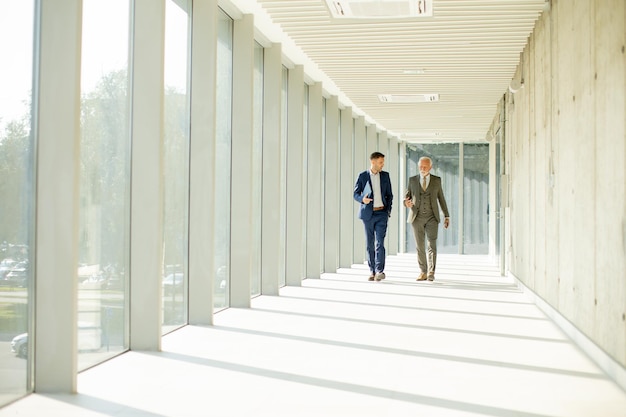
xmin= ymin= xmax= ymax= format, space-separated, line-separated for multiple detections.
xmin=418 ymin=159 xmax=432 ymax=176
xmin=371 ymin=157 xmax=385 ymax=173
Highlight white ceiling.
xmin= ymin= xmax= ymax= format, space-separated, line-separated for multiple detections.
xmin=254 ymin=0 xmax=546 ymax=143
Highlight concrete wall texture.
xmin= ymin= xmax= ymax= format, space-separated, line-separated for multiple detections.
xmin=506 ymin=0 xmax=626 ymax=367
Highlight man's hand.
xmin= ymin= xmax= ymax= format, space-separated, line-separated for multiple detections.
xmin=444 ymin=218 xmax=450 ymax=229
xmin=404 ymin=197 xmax=413 ymax=208
xmin=362 ymin=197 xmax=372 ymax=204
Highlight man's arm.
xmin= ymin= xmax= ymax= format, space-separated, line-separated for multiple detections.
xmin=353 ymin=172 xmax=371 ymax=204
xmin=437 ymin=187 xmax=449 ymax=217
xmin=437 ymin=179 xmax=450 ymax=228
xmin=404 ymin=176 xmax=415 ymax=207
xmin=353 ymin=174 xmax=363 ymax=203
xmin=385 ymin=173 xmax=393 ymax=215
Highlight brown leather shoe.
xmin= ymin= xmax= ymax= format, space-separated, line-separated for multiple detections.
xmin=375 ymin=272 xmax=385 ymax=281
xmin=427 ymin=273 xmax=435 ymax=281
xmin=416 ymin=272 xmax=428 ymax=281
xmin=368 ymin=273 xmax=375 ymax=281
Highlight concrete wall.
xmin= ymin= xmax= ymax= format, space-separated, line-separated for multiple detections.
xmin=505 ymin=0 xmax=626 ymax=367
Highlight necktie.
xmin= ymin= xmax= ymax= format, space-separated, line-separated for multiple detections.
xmin=422 ymin=176 xmax=427 ymax=191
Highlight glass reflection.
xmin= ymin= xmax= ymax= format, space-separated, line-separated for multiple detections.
xmin=406 ymin=143 xmax=490 ymax=254
xmin=251 ymin=42 xmax=263 ymax=297
xmin=214 ymin=10 xmax=233 ymax=311
xmin=463 ymin=143 xmax=489 ymax=254
xmin=162 ymin=0 xmax=190 ymax=334
xmin=279 ymin=66 xmax=288 ymax=287
xmin=0 ymin=0 xmax=34 ymax=406
xmin=78 ymin=0 xmax=131 ymax=370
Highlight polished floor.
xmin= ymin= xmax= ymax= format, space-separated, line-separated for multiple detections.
xmin=1 ymin=254 xmax=626 ymax=417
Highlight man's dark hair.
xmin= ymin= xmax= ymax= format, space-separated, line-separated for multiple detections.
xmin=370 ymin=151 xmax=385 ymax=160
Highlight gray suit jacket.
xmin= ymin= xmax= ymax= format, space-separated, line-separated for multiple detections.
xmin=404 ymin=174 xmax=450 ymax=223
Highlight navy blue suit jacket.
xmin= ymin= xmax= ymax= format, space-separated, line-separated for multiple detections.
xmin=353 ymin=170 xmax=393 ymax=221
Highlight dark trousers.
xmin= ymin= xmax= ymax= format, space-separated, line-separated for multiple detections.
xmin=363 ymin=211 xmax=389 ymax=274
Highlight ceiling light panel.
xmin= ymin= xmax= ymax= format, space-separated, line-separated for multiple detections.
xmin=378 ymin=94 xmax=439 ymax=103
xmin=325 ymin=0 xmax=433 ymax=19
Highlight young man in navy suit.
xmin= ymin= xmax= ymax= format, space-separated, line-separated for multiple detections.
xmin=353 ymin=152 xmax=393 ymax=281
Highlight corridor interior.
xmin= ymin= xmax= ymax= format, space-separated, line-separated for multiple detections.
xmin=1 ymin=254 xmax=625 ymax=417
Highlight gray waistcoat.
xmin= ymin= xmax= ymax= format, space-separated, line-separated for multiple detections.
xmin=418 ymin=189 xmax=435 ymax=218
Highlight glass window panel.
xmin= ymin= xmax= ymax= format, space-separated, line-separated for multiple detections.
xmin=279 ymin=66 xmax=288 ymax=287
xmin=320 ymin=98 xmax=326 ymax=266
xmin=463 ymin=143 xmax=489 ymax=254
xmin=302 ymin=84 xmax=309 ymax=277
xmin=495 ymin=135 xmax=503 ymax=262
xmin=251 ymin=42 xmax=263 ymax=297
xmin=405 ymin=143 xmax=459 ymax=254
xmin=350 ymin=117 xmax=354 ymax=259
xmin=337 ymin=110 xmax=346 ymax=259
xmin=0 ymin=0 xmax=35 ymax=405
xmin=214 ymin=9 xmax=233 ymax=311
xmin=162 ymin=0 xmax=191 ymax=334
xmin=78 ymin=0 xmax=131 ymax=370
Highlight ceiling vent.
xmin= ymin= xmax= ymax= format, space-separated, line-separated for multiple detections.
xmin=325 ymin=0 xmax=433 ymax=19
xmin=378 ymin=94 xmax=439 ymax=103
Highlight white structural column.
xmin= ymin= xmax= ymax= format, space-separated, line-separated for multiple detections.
xmin=261 ymin=42 xmax=283 ymax=295
xmin=386 ymin=134 xmax=400 ymax=255
xmin=323 ymin=96 xmax=340 ymax=272
xmin=34 ymin=0 xmax=82 ymax=392
xmin=306 ymin=82 xmax=323 ymax=278
xmin=129 ymin=0 xmax=166 ymax=351
xmin=230 ymin=14 xmax=254 ymax=307
xmin=188 ymin=0 xmax=218 ymax=324
xmin=352 ymin=116 xmax=366 ymax=264
xmin=285 ymin=65 xmax=305 ymax=285
xmin=338 ymin=108 xmax=354 ymax=267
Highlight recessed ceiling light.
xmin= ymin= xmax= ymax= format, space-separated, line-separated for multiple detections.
xmin=402 ymin=69 xmax=426 ymax=75
xmin=325 ymin=0 xmax=433 ymax=19
xmin=378 ymin=94 xmax=439 ymax=103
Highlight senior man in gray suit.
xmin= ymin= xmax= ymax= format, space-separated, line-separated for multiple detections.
xmin=404 ymin=156 xmax=450 ymax=281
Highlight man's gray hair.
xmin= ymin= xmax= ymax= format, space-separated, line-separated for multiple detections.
xmin=419 ymin=156 xmax=432 ymax=165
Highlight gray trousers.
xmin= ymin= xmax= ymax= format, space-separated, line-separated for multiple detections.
xmin=411 ymin=215 xmax=439 ymax=274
